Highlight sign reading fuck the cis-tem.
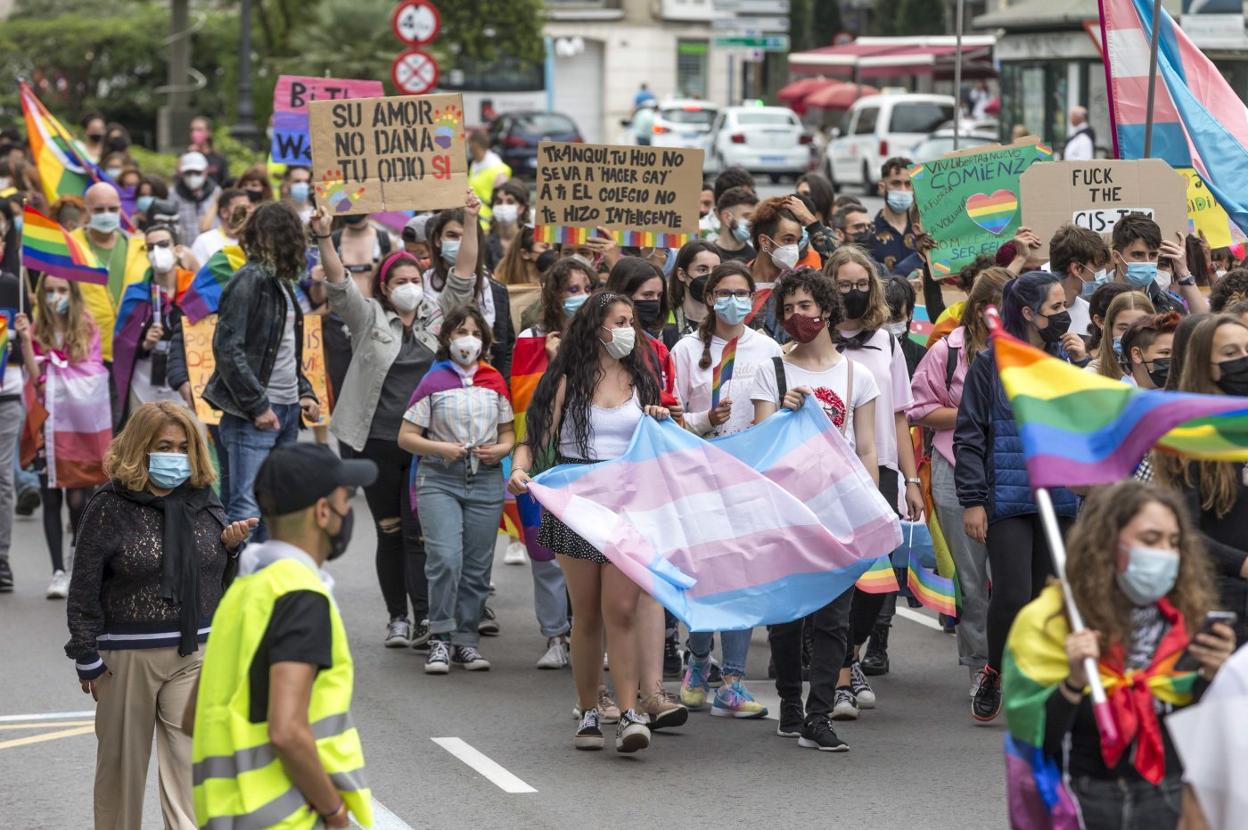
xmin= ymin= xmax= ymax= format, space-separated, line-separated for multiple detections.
xmin=308 ymin=92 xmax=467 ymax=215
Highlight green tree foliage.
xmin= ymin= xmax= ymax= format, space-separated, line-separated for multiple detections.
xmin=898 ymin=0 xmax=948 ymax=35
xmin=869 ymin=0 xmax=904 ymax=35
xmin=432 ymin=0 xmax=546 ymax=67
xmin=809 ymin=0 xmax=845 ymax=50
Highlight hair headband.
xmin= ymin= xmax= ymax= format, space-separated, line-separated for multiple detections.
xmin=378 ymin=251 xmax=421 ymax=285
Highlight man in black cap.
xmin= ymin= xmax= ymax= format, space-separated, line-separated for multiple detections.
xmin=184 ymin=444 xmax=377 ymax=830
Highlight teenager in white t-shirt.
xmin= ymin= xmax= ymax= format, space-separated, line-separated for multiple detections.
xmin=748 ymin=266 xmax=878 ymax=753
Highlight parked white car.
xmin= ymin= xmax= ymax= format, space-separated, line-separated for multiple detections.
xmin=824 ymin=93 xmax=955 ymax=191
xmin=707 ymin=106 xmax=810 ymax=181
xmin=651 ymin=100 xmax=719 ymax=150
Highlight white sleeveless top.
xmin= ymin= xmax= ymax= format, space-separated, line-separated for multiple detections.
xmin=557 ymin=389 xmax=643 ymax=461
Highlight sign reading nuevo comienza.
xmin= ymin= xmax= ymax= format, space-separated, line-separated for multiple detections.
xmin=910 ymin=139 xmax=1052 ymax=279
xmin=271 ymin=75 xmax=384 ymax=166
xmin=534 ymin=141 xmax=704 ymax=245
xmin=1019 ymin=158 xmax=1189 ymax=260
xmin=308 ymin=93 xmax=467 ymax=215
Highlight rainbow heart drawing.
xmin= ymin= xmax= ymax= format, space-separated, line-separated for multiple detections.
xmin=965 ymin=189 xmax=1018 ymax=236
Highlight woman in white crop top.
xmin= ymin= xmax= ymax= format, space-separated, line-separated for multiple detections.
xmin=509 ymin=291 xmax=670 ymax=754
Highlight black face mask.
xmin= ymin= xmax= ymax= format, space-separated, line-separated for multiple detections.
xmin=1145 ymin=357 xmax=1170 ymax=389
xmin=327 ymin=505 xmax=354 ymax=561
xmin=1038 ymin=310 xmax=1072 ymax=345
xmin=851 ymin=230 xmax=874 ymax=247
xmin=689 ymin=275 xmax=709 ymax=304
xmin=842 ymin=288 xmax=870 ymax=320
xmin=1215 ymin=355 xmax=1248 ymax=396
xmin=536 ymin=249 xmax=559 ymax=273
xmin=633 ymin=299 xmax=662 ymax=329
xmin=245 ymin=189 xmax=263 ymax=204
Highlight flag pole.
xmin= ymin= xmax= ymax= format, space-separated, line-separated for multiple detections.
xmin=953 ymin=0 xmax=964 ymax=152
xmin=1142 ymin=0 xmax=1165 ymax=158
xmin=1034 ymin=487 xmax=1120 ymax=747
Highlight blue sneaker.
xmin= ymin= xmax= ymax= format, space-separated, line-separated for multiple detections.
xmin=710 ymin=681 xmax=768 ymax=719
xmin=680 ymin=658 xmax=710 ymax=709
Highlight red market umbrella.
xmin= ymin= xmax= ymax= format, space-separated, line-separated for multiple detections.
xmin=778 ymin=77 xmax=839 ymax=104
xmin=803 ymin=81 xmax=880 ymax=110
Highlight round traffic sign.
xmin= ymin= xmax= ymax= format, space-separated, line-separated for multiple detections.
xmin=391 ymin=48 xmax=440 ymax=95
xmin=391 ymin=0 xmax=441 ymax=46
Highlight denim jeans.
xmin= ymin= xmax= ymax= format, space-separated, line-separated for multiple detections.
xmin=931 ymin=453 xmax=990 ymax=670
xmin=417 ymin=459 xmax=505 ymax=647
xmin=207 ymin=423 xmax=231 ymax=518
xmin=0 ymin=399 xmax=21 ymax=563
xmin=219 ymin=403 xmax=301 ymax=537
xmin=1069 ymin=775 xmax=1183 ymax=830
xmin=688 ymin=628 xmax=751 ymax=678
xmin=531 ymin=558 xmax=570 ymax=638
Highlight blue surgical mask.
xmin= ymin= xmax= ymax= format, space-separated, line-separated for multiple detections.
xmin=289 ymin=182 xmax=310 ymax=203
xmin=731 ymin=218 xmax=751 ymax=243
xmin=798 ymin=227 xmax=810 ymax=258
xmin=47 ymin=293 xmax=69 ymax=316
xmin=1116 ymin=545 xmax=1180 ymax=606
xmin=562 ymin=293 xmax=588 ymax=316
xmin=1112 ymin=337 xmax=1123 ymax=359
xmin=886 ymin=190 xmax=914 ymax=213
xmin=1081 ymin=268 xmax=1109 ymax=299
xmin=440 ymin=239 xmax=461 ymax=266
xmin=148 ymin=452 xmax=191 ymax=489
xmin=713 ymin=295 xmax=752 ymax=326
xmin=136 ymin=195 xmax=155 ymax=214
xmin=1124 ymin=261 xmax=1158 ymax=289
xmin=88 ymin=211 xmax=120 ymax=234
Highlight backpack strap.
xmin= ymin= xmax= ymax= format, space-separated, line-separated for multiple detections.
xmin=773 ymin=356 xmax=787 ymax=403
xmin=842 ymin=356 xmax=854 ymax=436
xmin=944 ymin=341 xmax=960 ymax=392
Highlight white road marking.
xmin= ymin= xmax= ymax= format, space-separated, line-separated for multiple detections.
xmin=431 ymin=737 xmax=537 ymax=794
xmin=353 ymin=799 xmax=418 ymax=830
xmin=894 ymin=606 xmax=945 ymax=631
xmin=0 ymin=710 xmax=95 ymax=723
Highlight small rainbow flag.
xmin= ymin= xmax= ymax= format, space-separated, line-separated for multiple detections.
xmin=906 ymin=551 xmax=957 ymax=618
xmin=534 ymin=225 xmax=691 ymax=247
xmin=0 ymin=310 xmax=11 ymax=380
xmin=181 ymin=244 xmax=246 ymax=323
xmin=710 ymin=336 xmax=737 ymax=409
xmin=21 ymin=206 xmax=107 ymax=285
xmin=854 ymin=555 xmax=899 ymax=593
xmin=19 ymin=81 xmax=94 ymax=203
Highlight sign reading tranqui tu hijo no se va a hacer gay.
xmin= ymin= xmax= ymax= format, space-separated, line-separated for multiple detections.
xmin=308 ymin=92 xmax=468 ymax=215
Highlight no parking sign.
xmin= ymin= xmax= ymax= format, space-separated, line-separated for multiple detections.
xmin=391 ymin=48 xmax=440 ymax=95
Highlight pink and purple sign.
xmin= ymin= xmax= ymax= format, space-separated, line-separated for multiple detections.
xmin=271 ymin=75 xmax=384 ymax=166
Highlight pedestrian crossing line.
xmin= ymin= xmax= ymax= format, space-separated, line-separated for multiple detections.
xmin=893 ymin=607 xmax=945 ymax=632
xmin=0 ymin=725 xmax=95 ymax=751
xmin=0 ymin=710 xmax=95 ymax=723
xmin=353 ymin=798 xmax=417 ymax=830
xmin=431 ymin=737 xmax=538 ymax=794
xmin=0 ymin=720 xmax=94 ymax=730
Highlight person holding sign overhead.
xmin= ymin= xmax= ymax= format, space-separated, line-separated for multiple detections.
xmin=1110 ymin=214 xmax=1208 ymax=317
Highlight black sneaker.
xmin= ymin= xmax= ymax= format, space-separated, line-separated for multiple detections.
xmin=777 ymin=700 xmax=804 ymax=737
xmin=830 ymin=687 xmax=859 ymax=721
xmin=798 ymin=714 xmax=849 ymax=752
xmin=477 ymin=606 xmax=500 ymax=636
xmin=662 ymin=632 xmax=682 ymax=679
xmin=615 ymin=708 xmax=651 ymax=753
xmin=0 ymin=559 xmax=12 ymax=593
xmin=410 ymin=619 xmax=431 ymax=650
xmin=424 ymin=640 xmax=450 ymax=674
xmin=972 ymin=666 xmax=1003 ymax=722
xmin=451 ymin=645 xmax=491 ymax=671
xmin=861 ymin=623 xmax=890 ymax=676
xmin=15 ymin=487 xmax=39 ymax=516
xmin=575 ymin=708 xmax=604 ymax=750
xmin=706 ymin=657 xmax=723 ymax=688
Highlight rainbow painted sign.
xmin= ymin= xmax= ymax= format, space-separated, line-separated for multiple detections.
xmin=271 ymin=75 xmax=384 ymax=165
xmin=910 ymin=140 xmax=1052 ymax=280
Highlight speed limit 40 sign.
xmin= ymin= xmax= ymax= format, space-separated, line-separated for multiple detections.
xmin=392 ymin=0 xmax=441 ymax=45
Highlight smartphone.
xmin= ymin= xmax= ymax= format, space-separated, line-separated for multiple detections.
xmin=1174 ymin=610 xmax=1238 ymax=672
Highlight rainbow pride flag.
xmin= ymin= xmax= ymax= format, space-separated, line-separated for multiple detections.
xmin=0 ymin=310 xmax=11 ymax=380
xmin=854 ymin=555 xmax=899 ymax=593
xmin=21 ymin=207 xmax=108 ymax=285
xmin=990 ymin=311 xmax=1248 ymax=487
xmin=181 ymin=244 xmax=245 ymax=323
xmin=505 ymin=336 xmax=556 ymax=560
xmin=710 ymin=336 xmax=737 ymax=409
xmin=19 ymin=81 xmax=95 ymax=203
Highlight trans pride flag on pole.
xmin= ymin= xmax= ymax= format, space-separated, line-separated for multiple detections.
xmin=1100 ymin=0 xmax=1248 ymax=235
xmin=528 ymin=397 xmax=901 ymax=631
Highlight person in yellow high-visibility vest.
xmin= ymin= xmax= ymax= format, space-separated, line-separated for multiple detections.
xmin=184 ymin=443 xmax=378 ymax=830
xmin=72 ymin=182 xmax=150 ymax=362
xmin=467 ymin=132 xmax=510 ymax=227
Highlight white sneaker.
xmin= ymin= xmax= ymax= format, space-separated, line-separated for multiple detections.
xmin=536 ymin=636 xmax=569 ymax=670
xmin=46 ymin=569 xmax=69 ymax=599
xmin=503 ymin=539 xmax=528 ymax=565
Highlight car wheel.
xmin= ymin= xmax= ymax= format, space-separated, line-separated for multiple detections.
xmin=769 ymin=173 xmax=783 ymax=184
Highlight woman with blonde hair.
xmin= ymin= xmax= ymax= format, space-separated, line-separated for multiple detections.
xmin=1086 ymin=290 xmax=1154 ymax=379
xmin=65 ymin=401 xmax=255 ymax=829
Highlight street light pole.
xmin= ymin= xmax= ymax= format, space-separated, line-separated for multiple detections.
xmin=231 ymin=0 xmax=261 ymax=148
xmin=953 ymin=0 xmax=964 ymax=152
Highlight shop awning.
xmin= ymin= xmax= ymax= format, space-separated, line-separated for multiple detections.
xmin=788 ymin=36 xmax=997 ymax=80
xmin=777 ymin=77 xmax=840 ymax=104
xmin=803 ymin=81 xmax=881 ymax=111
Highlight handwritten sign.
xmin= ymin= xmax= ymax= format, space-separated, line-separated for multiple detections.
xmin=1180 ymin=167 xmax=1244 ymax=250
xmin=271 ymin=75 xmax=385 ymax=166
xmin=308 ymin=92 xmax=466 ymax=215
xmin=534 ymin=141 xmax=704 ymax=246
xmin=909 ymin=140 xmax=1051 ymax=279
xmin=182 ymin=313 xmax=331 ymax=427
xmin=1020 ymin=159 xmax=1188 ymax=260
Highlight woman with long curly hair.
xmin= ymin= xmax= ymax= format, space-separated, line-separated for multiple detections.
xmin=508 ymin=291 xmax=669 ymax=754
xmin=1001 ymin=481 xmax=1234 ymax=829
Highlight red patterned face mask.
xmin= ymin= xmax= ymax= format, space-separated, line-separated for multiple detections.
xmin=782 ymin=312 xmax=826 ymax=344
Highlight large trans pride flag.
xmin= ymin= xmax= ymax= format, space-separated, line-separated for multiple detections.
xmin=527 ymin=397 xmax=902 ymax=631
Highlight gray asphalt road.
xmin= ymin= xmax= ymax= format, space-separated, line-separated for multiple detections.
xmin=0 ymin=485 xmax=1006 ymax=829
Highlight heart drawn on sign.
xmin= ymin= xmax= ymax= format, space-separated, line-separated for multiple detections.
xmin=965 ymin=189 xmax=1019 ymax=236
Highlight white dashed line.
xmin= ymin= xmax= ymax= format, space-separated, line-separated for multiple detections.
xmin=893 ymin=606 xmax=945 ymax=631
xmin=431 ymin=737 xmax=537 ymax=793
xmin=0 ymin=710 xmax=96 ymax=723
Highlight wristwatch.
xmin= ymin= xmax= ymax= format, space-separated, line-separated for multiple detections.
xmin=1177 ymin=275 xmax=1196 ymax=287
xmin=905 ymin=477 xmax=922 ymax=487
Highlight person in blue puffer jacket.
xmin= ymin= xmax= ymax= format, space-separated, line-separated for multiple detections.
xmin=953 ymin=270 xmax=1084 ymax=723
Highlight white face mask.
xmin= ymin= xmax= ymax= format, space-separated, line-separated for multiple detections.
xmin=388 ymin=282 xmax=423 ymax=312
xmin=769 ymin=243 xmax=800 ymax=271
xmin=148 ymin=246 xmax=175 ymax=273
xmin=449 ymin=334 xmax=482 ymax=366
xmin=183 ymin=173 xmax=206 ymax=190
xmin=601 ymin=325 xmax=636 ymax=359
xmin=1155 ymin=269 xmax=1172 ymax=293
xmin=492 ymin=203 xmax=520 ymax=225
xmin=1217 ymin=269 xmax=1228 ymax=279
xmin=884 ymin=320 xmax=909 ymax=338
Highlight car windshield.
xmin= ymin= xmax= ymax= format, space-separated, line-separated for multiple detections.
xmin=889 ymin=103 xmax=955 ymax=134
xmin=736 ymin=112 xmax=796 ymax=127
xmin=514 ymin=114 xmax=577 ymax=135
xmin=660 ymin=107 xmax=716 ymax=126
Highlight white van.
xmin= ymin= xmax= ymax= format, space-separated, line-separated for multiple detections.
xmin=823 ymin=93 xmax=955 ymax=191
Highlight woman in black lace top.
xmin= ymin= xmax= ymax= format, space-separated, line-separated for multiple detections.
xmin=64 ymin=401 xmax=255 ymax=829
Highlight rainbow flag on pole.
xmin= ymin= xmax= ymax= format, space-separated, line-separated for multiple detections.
xmin=710 ymin=336 xmax=737 ymax=409
xmin=989 ymin=311 xmax=1248 ymax=487
xmin=0 ymin=310 xmax=11 ymax=380
xmin=504 ymin=336 xmax=556 ymax=560
xmin=21 ymin=206 xmax=108 ymax=285
xmin=19 ymin=81 xmax=95 ymax=203
xmin=854 ymin=556 xmax=899 ymax=593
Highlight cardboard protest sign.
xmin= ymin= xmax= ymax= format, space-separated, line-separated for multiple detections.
xmin=534 ymin=142 xmax=704 ymax=246
xmin=1019 ymin=159 xmax=1188 ymax=260
xmin=1179 ymin=167 xmax=1245 ymax=250
xmin=182 ymin=314 xmax=330 ymax=428
xmin=910 ymin=139 xmax=1052 ymax=279
xmin=308 ymin=93 xmax=467 ymax=215
xmin=271 ymin=75 xmax=385 ymax=166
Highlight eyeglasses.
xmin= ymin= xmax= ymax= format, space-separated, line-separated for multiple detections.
xmin=837 ymin=281 xmax=872 ymax=293
xmin=713 ymin=289 xmax=752 ymax=300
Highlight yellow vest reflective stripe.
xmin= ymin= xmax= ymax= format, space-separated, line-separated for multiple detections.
xmin=192 ymin=558 xmax=372 ymax=830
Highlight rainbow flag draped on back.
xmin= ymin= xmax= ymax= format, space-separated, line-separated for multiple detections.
xmin=26 ymin=331 xmax=111 ymax=489
xmin=1003 ymin=584 xmax=1198 ymax=828
xmin=181 ymin=245 xmax=246 ymax=324
xmin=528 ymin=397 xmax=901 ymax=630
xmin=504 ymin=336 xmax=555 ymax=559
xmin=1100 ymin=0 xmax=1248 ymax=235
xmin=112 ymin=270 xmax=194 ymax=404
xmin=989 ymin=313 xmax=1248 ymax=487
xmin=19 ymin=81 xmax=97 ymax=203
xmin=21 ymin=207 xmax=108 ymax=285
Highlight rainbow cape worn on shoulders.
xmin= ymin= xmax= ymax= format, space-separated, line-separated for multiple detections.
xmin=112 ymin=269 xmax=194 ymax=404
